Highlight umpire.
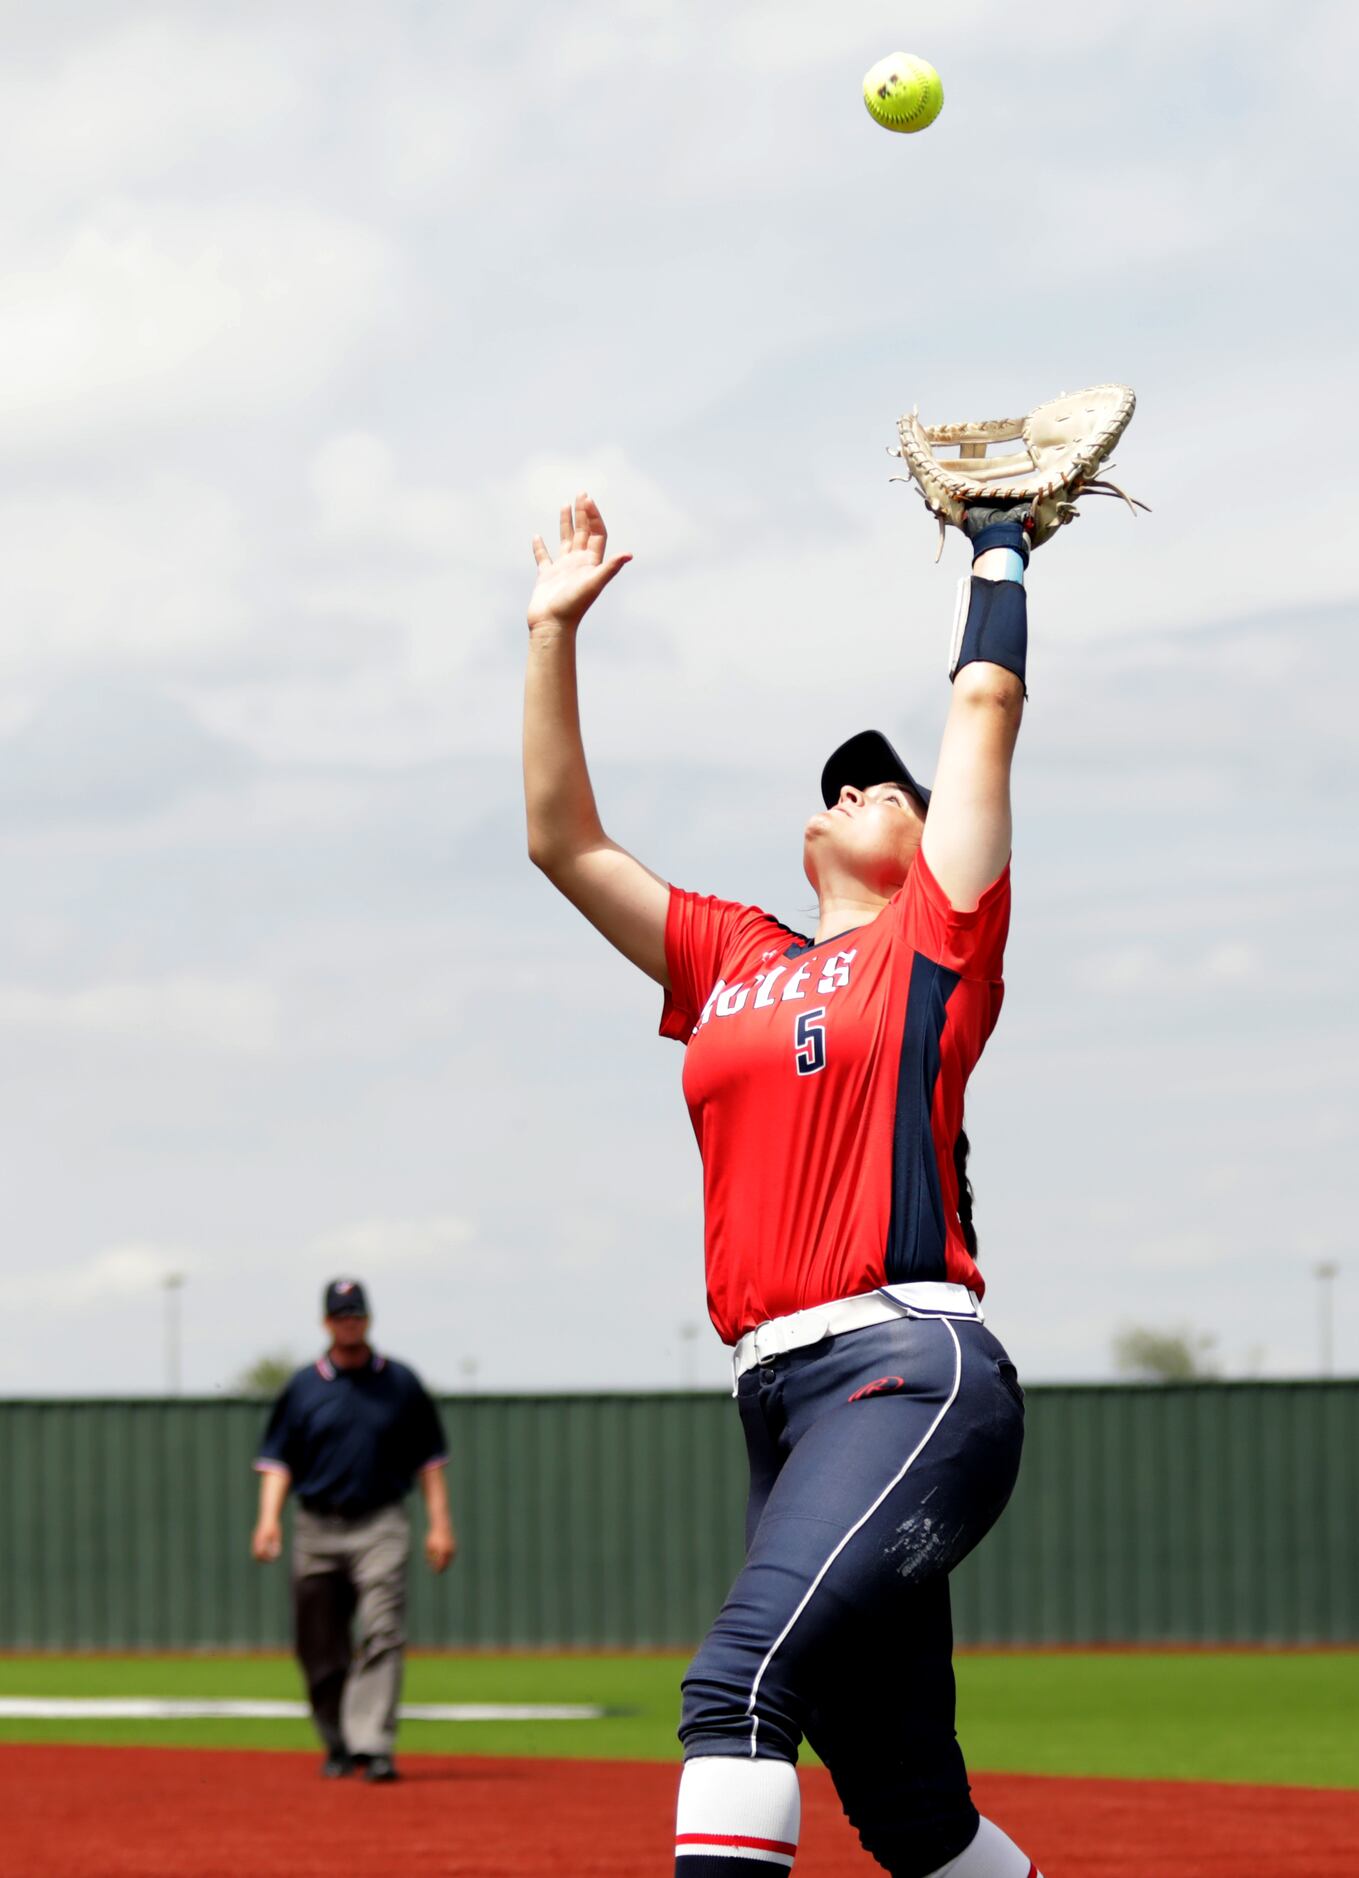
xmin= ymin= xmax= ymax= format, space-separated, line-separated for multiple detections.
xmin=250 ymin=1278 xmax=456 ymax=1782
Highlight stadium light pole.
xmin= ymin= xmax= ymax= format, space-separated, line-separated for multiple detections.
xmin=1314 ymin=1262 xmax=1338 ymax=1378
xmin=162 ymin=1273 xmax=185 ymax=1396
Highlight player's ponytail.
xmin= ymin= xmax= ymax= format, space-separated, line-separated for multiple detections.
xmin=953 ymin=1129 xmax=978 ymax=1262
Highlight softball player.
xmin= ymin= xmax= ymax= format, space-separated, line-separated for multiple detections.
xmin=523 ymin=494 xmax=1042 ymax=1878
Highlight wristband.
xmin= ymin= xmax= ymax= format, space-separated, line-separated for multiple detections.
xmin=949 ymin=576 xmax=1028 ymax=688
xmin=967 ymin=519 xmax=1031 ymax=566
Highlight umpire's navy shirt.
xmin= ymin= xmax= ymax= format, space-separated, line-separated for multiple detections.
xmin=255 ymin=1351 xmax=448 ymax=1520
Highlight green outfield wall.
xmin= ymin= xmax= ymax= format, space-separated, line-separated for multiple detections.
xmin=0 ymin=1381 xmax=1355 ymax=1651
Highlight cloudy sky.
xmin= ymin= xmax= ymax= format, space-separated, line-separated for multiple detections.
xmin=2 ymin=1 xmax=1355 ymax=1396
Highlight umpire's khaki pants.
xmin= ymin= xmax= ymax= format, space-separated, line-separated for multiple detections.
xmin=291 ymin=1503 xmax=410 ymax=1758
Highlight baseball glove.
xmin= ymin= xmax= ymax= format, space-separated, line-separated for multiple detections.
xmin=892 ymin=383 xmax=1148 ymax=557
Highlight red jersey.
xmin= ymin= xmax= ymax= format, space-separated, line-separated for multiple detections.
xmin=660 ymin=852 xmax=1010 ymax=1345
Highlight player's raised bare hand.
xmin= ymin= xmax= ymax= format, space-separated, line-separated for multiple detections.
xmin=528 ymin=493 xmax=631 ymax=632
xmin=251 ymin=1519 xmax=283 ymax=1563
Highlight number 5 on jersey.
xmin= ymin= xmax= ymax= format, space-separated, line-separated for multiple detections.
xmin=794 ymin=1007 xmax=827 ymax=1077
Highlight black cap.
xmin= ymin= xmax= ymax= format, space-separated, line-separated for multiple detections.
xmin=324 ymin=1278 xmax=369 ymax=1319
xmin=821 ymin=730 xmax=931 ymax=813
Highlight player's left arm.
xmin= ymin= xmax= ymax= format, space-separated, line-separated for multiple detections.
xmin=419 ymin=1462 xmax=457 ymax=1573
xmin=920 ymin=546 xmax=1024 ymax=910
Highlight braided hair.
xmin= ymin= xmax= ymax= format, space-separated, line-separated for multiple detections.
xmin=953 ymin=1128 xmax=978 ymax=1261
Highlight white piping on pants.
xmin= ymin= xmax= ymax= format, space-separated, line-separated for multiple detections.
xmin=745 ymin=1316 xmax=965 ymax=1757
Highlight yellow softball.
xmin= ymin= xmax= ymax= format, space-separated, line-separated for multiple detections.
xmin=862 ymin=53 xmax=944 ymax=134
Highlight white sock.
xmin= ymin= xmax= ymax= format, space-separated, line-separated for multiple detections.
xmin=675 ymin=1755 xmax=801 ymax=1869
xmin=925 ymin=1816 xmax=1041 ymax=1878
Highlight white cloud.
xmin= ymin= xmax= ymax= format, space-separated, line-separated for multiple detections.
xmin=0 ymin=976 xmax=278 ymax=1055
xmin=1081 ymin=945 xmax=1159 ymax=994
xmin=0 ymin=19 xmax=303 ymax=214
xmin=310 ymin=433 xmax=457 ymax=555
xmin=179 ymin=439 xmax=701 ymax=766
xmin=0 ymin=478 xmax=245 ymax=675
xmin=12 ymin=1242 xmax=196 ymax=1309
xmin=506 ymin=448 xmax=699 ymax=569
xmin=717 ymin=0 xmax=1255 ymax=71
xmin=309 ymin=434 xmax=697 ymax=573
xmin=1121 ymin=1231 xmax=1236 ymax=1278
xmin=0 ymin=203 xmax=396 ymax=454
xmin=308 ymin=1216 xmax=476 ymax=1270
xmin=1201 ymin=942 xmax=1258 ymax=985
xmin=1080 ymin=941 xmax=1263 ymax=997
xmin=11 ymin=1219 xmax=475 ymax=1328
xmin=182 ymin=665 xmax=479 ymax=767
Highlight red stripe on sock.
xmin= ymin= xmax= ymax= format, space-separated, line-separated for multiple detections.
xmin=1028 ymin=1864 xmax=1039 ymax=1878
xmin=675 ymin=1832 xmax=798 ymax=1854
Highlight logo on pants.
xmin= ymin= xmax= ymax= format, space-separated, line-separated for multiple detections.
xmin=848 ymin=1376 xmax=905 ymax=1401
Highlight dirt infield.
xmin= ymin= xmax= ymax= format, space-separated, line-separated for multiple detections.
xmin=8 ymin=1745 xmax=1358 ymax=1877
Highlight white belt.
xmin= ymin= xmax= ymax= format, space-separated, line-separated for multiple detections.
xmin=730 ymin=1282 xmax=984 ymax=1392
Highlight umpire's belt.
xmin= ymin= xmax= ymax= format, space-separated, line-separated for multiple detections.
xmin=730 ymin=1282 xmax=984 ymax=1392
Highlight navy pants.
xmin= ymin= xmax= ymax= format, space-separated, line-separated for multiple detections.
xmin=680 ymin=1314 xmax=1025 ymax=1877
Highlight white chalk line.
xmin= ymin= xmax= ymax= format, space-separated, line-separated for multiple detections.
xmin=0 ymin=1698 xmax=605 ymax=1722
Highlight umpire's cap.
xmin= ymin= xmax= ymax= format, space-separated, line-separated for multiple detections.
xmin=821 ymin=730 xmax=931 ymax=813
xmin=324 ymin=1277 xmax=370 ymax=1318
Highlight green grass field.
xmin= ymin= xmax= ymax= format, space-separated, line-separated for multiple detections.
xmin=1 ymin=1651 xmax=1355 ymax=1789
